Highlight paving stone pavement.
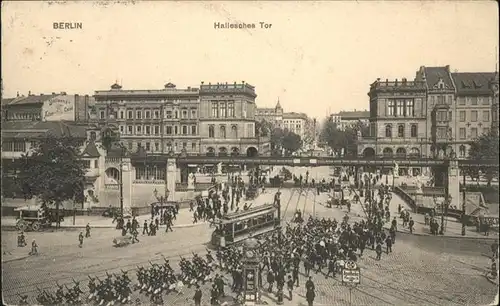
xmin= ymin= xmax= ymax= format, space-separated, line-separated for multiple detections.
xmin=2 ymin=174 xmax=498 ymax=305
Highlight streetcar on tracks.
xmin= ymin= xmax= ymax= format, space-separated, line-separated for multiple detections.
xmin=210 ymin=203 xmax=280 ymax=248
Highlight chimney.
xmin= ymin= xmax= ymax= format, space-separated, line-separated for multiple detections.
xmin=52 ymin=92 xmax=56 ymax=95
xmin=28 ymin=90 xmax=31 ymax=96
xmin=187 ymin=86 xmax=191 ymax=90
xmin=395 ymin=79 xmax=398 ymax=86
xmin=40 ymin=93 xmax=44 ymax=96
xmin=385 ymin=79 xmax=389 ymax=85
xmin=201 ymin=81 xmax=204 ymax=85
xmin=16 ymin=91 xmax=19 ymax=97
xmin=242 ymin=81 xmax=245 ymax=84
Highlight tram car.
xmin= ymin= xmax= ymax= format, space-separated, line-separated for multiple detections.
xmin=211 ymin=203 xmax=280 ymax=248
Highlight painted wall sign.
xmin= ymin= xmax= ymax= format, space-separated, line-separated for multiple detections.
xmin=43 ymin=96 xmax=75 ymax=121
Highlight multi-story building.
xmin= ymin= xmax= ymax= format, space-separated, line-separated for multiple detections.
xmin=330 ymin=110 xmax=370 ymax=131
xmin=358 ymin=65 xmax=498 ymax=176
xmin=93 ymin=82 xmax=201 ymax=155
xmin=255 ymin=100 xmax=283 ymax=128
xmin=2 ymin=92 xmax=93 ymax=122
xmin=282 ymin=112 xmax=308 ymax=139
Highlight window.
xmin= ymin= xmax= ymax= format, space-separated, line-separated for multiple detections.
xmin=166 ymin=126 xmax=172 ymax=135
xmin=83 ymin=160 xmax=91 ymax=168
xmin=135 ymin=166 xmax=166 ymax=181
xmin=136 ymin=125 xmax=142 ymax=134
xmin=212 ymin=103 xmax=218 ymax=117
xmin=459 ymin=127 xmax=466 ymax=139
xmin=174 ymin=111 xmax=178 ymax=119
xmin=437 ymin=95 xmax=444 ymax=104
xmin=154 ymin=143 xmax=159 ymax=151
xmin=228 ymin=102 xmax=235 ymax=117
xmin=120 ymin=111 xmax=124 ymax=119
xmin=385 ymin=124 xmax=392 ymax=137
xmin=145 ymin=126 xmax=151 ymax=135
xmin=128 ymin=110 xmax=133 ymax=119
xmin=387 ymin=101 xmax=395 ymax=116
xmin=100 ymin=111 xmax=105 ymax=119
xmin=466 ymin=97 xmax=471 ymax=105
xmin=410 ymin=124 xmax=417 ymax=137
xmin=437 ymin=127 xmax=447 ymax=138
xmin=191 ymin=125 xmax=197 ymax=135
xmin=483 ymin=110 xmax=490 ymax=122
xmin=174 ymin=126 xmax=178 ymax=134
xmin=478 ymin=97 xmax=483 ymax=105
xmin=182 ymin=126 xmax=187 ymax=135
xmin=13 ymin=141 xmax=26 ymax=152
xmin=94 ymin=160 xmax=98 ymax=168
xmin=145 ymin=142 xmax=151 ymax=151
xmin=437 ymin=111 xmax=448 ymax=121
xmin=136 ymin=110 xmax=142 ymax=119
xmin=459 ymin=145 xmax=466 ymax=157
xmin=471 ymin=110 xmax=478 ymax=122
xmin=471 ymin=127 xmax=478 ymax=138
xmin=182 ymin=110 xmax=188 ymax=119
xmin=154 ymin=110 xmax=159 ymax=119
xmin=182 ymin=142 xmax=187 ymax=148
xmin=191 ymin=109 xmax=197 ymax=118
xmin=484 ymin=97 xmax=490 ymax=105
xmin=154 ymin=126 xmax=159 ymax=135
xmin=209 ymin=125 xmax=215 ymax=138
xmin=145 ymin=111 xmax=151 ymax=119
xmin=458 ymin=97 xmax=465 ymax=105
xmin=397 ymin=124 xmax=404 ymax=137
xmin=166 ymin=111 xmax=172 ymax=119
xmin=220 ymin=102 xmax=227 ymax=118
xmin=459 ymin=111 xmax=466 ymax=122
xmin=483 ymin=127 xmax=490 ymax=135
xmin=128 ymin=142 xmax=133 ymax=151
xmin=397 ymin=101 xmax=404 ymax=116
xmin=220 ymin=125 xmax=226 ymax=138
xmin=127 ymin=126 xmax=132 ymax=135
xmin=90 ymin=131 xmax=97 ymax=140
xmin=119 ymin=126 xmax=124 ymax=133
xmin=192 ymin=143 xmax=196 ymax=151
xmin=471 ymin=97 xmax=477 ymax=105
xmin=406 ymin=100 xmax=414 ymax=117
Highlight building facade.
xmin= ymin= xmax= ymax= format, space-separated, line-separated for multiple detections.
xmin=2 ymin=92 xmax=93 ymax=122
xmin=255 ymin=100 xmax=284 ymax=128
xmin=282 ymin=112 xmax=308 ymax=139
xmin=358 ymin=65 xmax=498 ymax=176
xmin=330 ymin=110 xmax=370 ymax=131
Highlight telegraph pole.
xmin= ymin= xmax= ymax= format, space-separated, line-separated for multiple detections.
xmin=461 ymin=172 xmax=466 ymax=236
xmin=119 ymin=145 xmax=124 ymax=216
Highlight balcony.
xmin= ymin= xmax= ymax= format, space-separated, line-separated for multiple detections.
xmin=105 ymin=156 xmax=121 ymax=164
xmin=85 ymin=168 xmax=100 ymax=177
xmin=358 ymin=136 xmax=427 ymax=144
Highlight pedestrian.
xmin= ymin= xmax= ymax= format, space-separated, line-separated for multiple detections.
xmin=376 ymin=243 xmax=382 ymax=260
xmin=85 ymin=223 xmax=91 ymax=238
xmin=385 ymin=236 xmax=392 ymax=254
xmin=325 ymin=258 xmax=336 ymax=279
xmin=287 ymin=275 xmax=294 ymax=300
xmin=306 ymin=287 xmax=315 ymax=306
xmin=491 ymin=240 xmax=499 ymax=259
xmin=79 ymin=232 xmax=84 ymax=248
xmin=30 ymin=239 xmax=38 ymax=255
xmin=292 ymin=266 xmax=300 ymax=287
xmin=132 ymin=229 xmax=140 ymax=244
xmin=142 ymin=220 xmax=149 ymax=235
xmin=267 ymin=269 xmax=275 ymax=292
xmin=409 ymin=217 xmax=414 ymax=234
xmin=193 ymin=284 xmax=202 ymax=306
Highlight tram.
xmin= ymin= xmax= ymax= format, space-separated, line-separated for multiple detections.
xmin=210 ymin=203 xmax=280 ymax=247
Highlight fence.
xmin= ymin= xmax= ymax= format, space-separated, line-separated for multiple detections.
xmin=393 ymin=186 xmax=416 ymax=212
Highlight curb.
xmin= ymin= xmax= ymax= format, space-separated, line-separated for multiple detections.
xmin=2 ymin=254 xmax=30 ymax=263
xmin=390 ymin=227 xmax=498 ymax=241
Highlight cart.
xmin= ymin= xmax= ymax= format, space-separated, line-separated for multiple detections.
xmin=14 ymin=205 xmax=65 ymax=232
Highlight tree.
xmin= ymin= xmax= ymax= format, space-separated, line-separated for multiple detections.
xmin=281 ymin=131 xmax=302 ymax=154
xmin=319 ymin=117 xmax=369 ymax=156
xmin=19 ymin=135 xmax=86 ymax=228
xmin=468 ymin=131 xmax=499 ymax=186
xmin=101 ymin=127 xmax=120 ymax=153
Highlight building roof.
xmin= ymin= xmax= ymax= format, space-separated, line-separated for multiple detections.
xmin=1 ymin=121 xmax=87 ymax=139
xmin=81 ymin=141 xmax=100 ymax=158
xmin=275 ymin=99 xmax=282 ymax=109
xmin=423 ymin=66 xmax=455 ymax=90
xmin=283 ymin=112 xmax=307 ymax=119
xmin=334 ymin=110 xmax=370 ymax=119
xmin=1 ymin=98 xmax=16 ymax=106
xmin=451 ymin=72 xmax=496 ymax=95
xmin=3 ymin=94 xmax=60 ymax=106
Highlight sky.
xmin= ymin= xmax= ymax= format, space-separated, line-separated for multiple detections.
xmin=1 ymin=1 xmax=498 ymax=120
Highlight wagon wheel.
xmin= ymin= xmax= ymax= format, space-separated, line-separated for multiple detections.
xmin=16 ymin=220 xmax=27 ymax=232
xmin=31 ymin=221 xmax=41 ymax=232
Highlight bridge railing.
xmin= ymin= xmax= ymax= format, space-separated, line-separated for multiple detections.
xmin=393 ymin=186 xmax=417 ymax=212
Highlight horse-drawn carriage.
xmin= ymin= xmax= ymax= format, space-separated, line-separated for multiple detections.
xmin=15 ymin=205 xmax=65 ymax=232
xmin=113 ymin=235 xmax=133 ymax=247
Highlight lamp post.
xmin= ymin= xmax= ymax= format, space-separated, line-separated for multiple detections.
xmin=119 ymin=145 xmax=125 ymax=216
xmin=462 ymin=172 xmax=466 ymax=236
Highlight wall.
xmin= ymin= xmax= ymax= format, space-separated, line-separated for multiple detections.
xmin=42 ymin=95 xmax=76 ymax=121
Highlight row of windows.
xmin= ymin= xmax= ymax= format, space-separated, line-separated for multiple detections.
xmin=119 ymin=125 xmax=197 ymax=136
xmin=458 ymin=110 xmax=490 ymax=122
xmin=458 ymin=127 xmax=490 ymax=139
xmin=208 ymin=125 xmax=238 ymax=138
xmin=211 ymin=101 xmax=236 ymax=118
xmin=457 ymin=96 xmax=492 ymax=106
xmin=387 ymin=99 xmax=415 ymax=117
xmin=99 ymin=108 xmax=198 ymax=120
xmin=5 ymin=112 xmax=41 ymax=121
xmin=2 ymin=141 xmax=27 ymax=152
xmin=135 ymin=166 xmax=166 ymax=181
xmin=384 ymin=124 xmax=418 ymax=138
xmin=129 ymin=141 xmax=198 ymax=152
xmin=82 ymin=160 xmax=98 ymax=169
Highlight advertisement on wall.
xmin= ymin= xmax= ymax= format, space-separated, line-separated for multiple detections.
xmin=42 ymin=95 xmax=75 ymax=121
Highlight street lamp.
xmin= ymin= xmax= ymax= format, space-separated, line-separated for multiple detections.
xmin=118 ymin=143 xmax=126 ymax=217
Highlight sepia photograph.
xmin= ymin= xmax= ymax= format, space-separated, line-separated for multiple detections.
xmin=1 ymin=1 xmax=499 ymax=305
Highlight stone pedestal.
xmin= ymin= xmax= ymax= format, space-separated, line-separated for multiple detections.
xmin=447 ymin=160 xmax=460 ymax=209
xmin=166 ymin=158 xmax=177 ymax=201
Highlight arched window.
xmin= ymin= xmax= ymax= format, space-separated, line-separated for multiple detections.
xmin=220 ymin=125 xmax=226 ymax=139
xmin=231 ymin=125 xmax=238 ymax=138
xmin=410 ymin=124 xmax=417 ymax=138
xmin=90 ymin=131 xmax=97 ymax=140
xmin=383 ymin=147 xmax=393 ymax=157
xmin=385 ymin=125 xmax=392 ymax=138
xmin=398 ymin=124 xmax=405 ymax=138
xmin=208 ymin=125 xmax=215 ymax=138
xmin=459 ymin=145 xmax=466 ymax=158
